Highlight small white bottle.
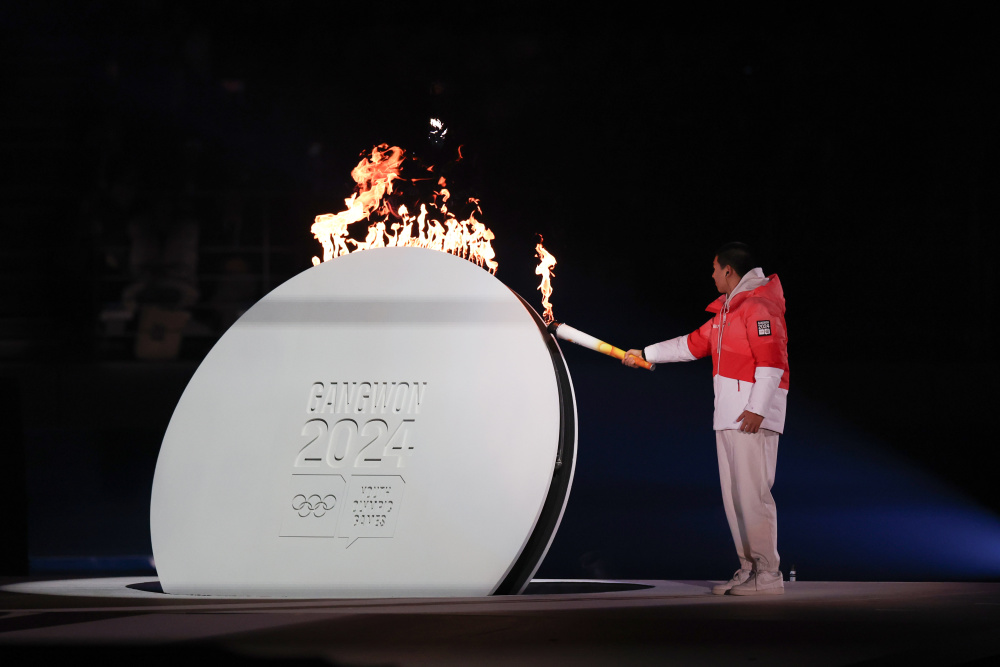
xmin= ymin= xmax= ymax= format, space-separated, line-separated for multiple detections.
xmin=789 ymin=565 xmax=797 ymax=582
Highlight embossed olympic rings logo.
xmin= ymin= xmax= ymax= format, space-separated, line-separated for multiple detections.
xmin=292 ymin=494 xmax=337 ymax=518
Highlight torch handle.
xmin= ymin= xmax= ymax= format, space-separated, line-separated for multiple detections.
xmin=602 ymin=344 xmax=655 ymax=370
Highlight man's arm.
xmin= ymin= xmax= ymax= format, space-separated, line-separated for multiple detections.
xmin=623 ymin=319 xmax=713 ymax=368
xmin=740 ymin=299 xmax=788 ymax=428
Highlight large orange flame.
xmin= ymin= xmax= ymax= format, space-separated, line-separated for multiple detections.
xmin=310 ymin=144 xmax=497 ymax=273
xmin=535 ymin=239 xmax=557 ymax=325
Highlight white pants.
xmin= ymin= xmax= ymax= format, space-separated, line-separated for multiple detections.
xmin=716 ymin=428 xmax=780 ymax=573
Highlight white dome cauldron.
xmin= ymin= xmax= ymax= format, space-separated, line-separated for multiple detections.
xmin=151 ymin=247 xmax=577 ymax=597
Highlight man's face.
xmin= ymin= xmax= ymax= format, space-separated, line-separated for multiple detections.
xmin=712 ymin=257 xmax=729 ymax=294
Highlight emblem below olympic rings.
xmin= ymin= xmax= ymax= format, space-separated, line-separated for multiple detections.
xmin=293 ymin=494 xmax=337 ymax=517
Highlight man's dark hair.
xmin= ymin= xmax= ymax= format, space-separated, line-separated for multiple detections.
xmin=715 ymin=242 xmax=756 ymax=277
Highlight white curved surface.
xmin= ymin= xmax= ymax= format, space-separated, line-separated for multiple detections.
xmin=151 ymin=248 xmax=566 ymax=597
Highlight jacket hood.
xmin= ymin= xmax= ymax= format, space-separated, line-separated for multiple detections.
xmin=706 ymin=268 xmax=785 ymax=314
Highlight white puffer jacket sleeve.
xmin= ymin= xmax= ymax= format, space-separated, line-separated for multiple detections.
xmin=745 ymin=366 xmax=784 ymax=416
xmin=644 ymin=335 xmax=697 ymax=364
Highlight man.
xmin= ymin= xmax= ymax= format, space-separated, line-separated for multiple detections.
xmin=623 ymin=242 xmax=789 ymax=596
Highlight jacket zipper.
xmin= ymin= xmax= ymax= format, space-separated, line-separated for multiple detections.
xmin=717 ymin=298 xmax=729 ymax=376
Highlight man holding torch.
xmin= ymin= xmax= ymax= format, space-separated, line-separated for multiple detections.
xmin=623 ymin=242 xmax=789 ymax=596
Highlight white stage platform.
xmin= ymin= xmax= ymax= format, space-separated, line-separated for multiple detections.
xmin=2 ymin=578 xmax=999 ymax=665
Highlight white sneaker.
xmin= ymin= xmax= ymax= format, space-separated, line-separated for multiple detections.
xmin=729 ymin=570 xmax=785 ymax=596
xmin=711 ymin=569 xmax=753 ymax=595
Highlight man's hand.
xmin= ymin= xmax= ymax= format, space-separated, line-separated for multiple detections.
xmin=623 ymin=349 xmax=644 ymax=368
xmin=736 ymin=410 xmax=764 ymax=433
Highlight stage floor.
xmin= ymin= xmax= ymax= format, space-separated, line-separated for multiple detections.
xmin=2 ymin=578 xmax=999 ymax=666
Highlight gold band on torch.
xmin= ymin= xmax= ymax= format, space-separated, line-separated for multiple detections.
xmin=547 ymin=322 xmax=655 ymax=370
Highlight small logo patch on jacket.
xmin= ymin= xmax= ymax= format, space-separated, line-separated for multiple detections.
xmin=757 ymin=320 xmax=771 ymax=336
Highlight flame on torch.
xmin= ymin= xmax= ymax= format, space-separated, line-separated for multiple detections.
xmin=535 ymin=238 xmax=557 ymax=325
xmin=310 ymin=143 xmax=498 ymax=273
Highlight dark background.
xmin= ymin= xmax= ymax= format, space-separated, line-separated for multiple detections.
xmin=1 ymin=3 xmax=995 ymax=581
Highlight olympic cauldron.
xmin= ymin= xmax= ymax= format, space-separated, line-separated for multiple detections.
xmin=150 ymin=247 xmax=577 ymax=597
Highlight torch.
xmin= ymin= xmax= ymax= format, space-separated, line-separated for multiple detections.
xmin=547 ymin=321 xmax=655 ymax=370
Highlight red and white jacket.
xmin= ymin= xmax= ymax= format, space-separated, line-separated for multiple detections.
xmin=644 ymin=268 xmax=789 ymax=433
